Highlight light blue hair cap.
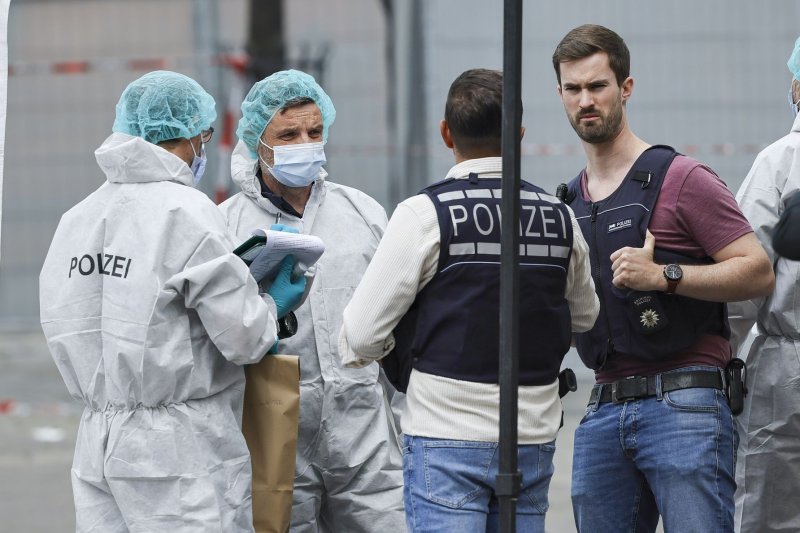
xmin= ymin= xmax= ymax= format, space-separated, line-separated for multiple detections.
xmin=112 ymin=70 xmax=216 ymax=145
xmin=237 ymin=69 xmax=336 ymax=157
xmin=788 ymin=37 xmax=800 ymax=81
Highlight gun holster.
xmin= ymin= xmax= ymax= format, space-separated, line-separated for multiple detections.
xmin=725 ymin=358 xmax=748 ymax=415
xmin=557 ymin=368 xmax=578 ymax=429
xmin=558 ymin=368 xmax=578 ymax=399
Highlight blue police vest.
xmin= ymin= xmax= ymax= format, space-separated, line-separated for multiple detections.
xmin=396 ymin=173 xmax=574 ymax=386
xmin=563 ymin=145 xmax=730 ymax=370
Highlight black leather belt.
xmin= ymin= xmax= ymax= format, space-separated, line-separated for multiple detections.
xmin=589 ymin=370 xmax=724 ymax=405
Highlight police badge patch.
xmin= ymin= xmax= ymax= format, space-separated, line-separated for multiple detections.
xmin=628 ymin=291 xmax=669 ymax=334
xmin=640 ymin=308 xmax=659 ymax=328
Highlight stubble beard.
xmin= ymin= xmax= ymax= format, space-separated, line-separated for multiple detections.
xmin=569 ymin=98 xmax=624 ymax=145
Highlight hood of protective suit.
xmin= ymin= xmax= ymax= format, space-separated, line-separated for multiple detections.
xmin=793 ymin=110 xmax=800 ymax=133
xmin=95 ymin=132 xmax=194 ymax=187
xmin=230 ymin=139 xmax=327 ymax=203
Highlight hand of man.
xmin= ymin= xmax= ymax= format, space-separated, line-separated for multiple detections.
xmin=610 ymin=230 xmax=662 ymax=290
xmin=266 ymin=255 xmax=307 ymax=318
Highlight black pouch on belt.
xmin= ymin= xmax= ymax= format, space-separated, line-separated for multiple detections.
xmin=725 ymin=358 xmax=748 ymax=415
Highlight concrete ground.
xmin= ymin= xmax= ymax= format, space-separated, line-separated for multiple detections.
xmin=0 ymin=330 xmax=662 ymax=532
xmin=0 ymin=330 xmax=80 ymax=532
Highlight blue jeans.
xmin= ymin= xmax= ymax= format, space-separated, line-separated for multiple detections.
xmin=402 ymin=434 xmax=555 ymax=533
xmin=571 ymin=366 xmax=737 ymax=533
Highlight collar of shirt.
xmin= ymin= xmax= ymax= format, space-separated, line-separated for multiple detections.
xmin=256 ymin=168 xmax=304 ymax=218
xmin=445 ymin=156 xmax=503 ymax=180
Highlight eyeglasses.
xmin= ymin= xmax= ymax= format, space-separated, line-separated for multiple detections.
xmin=201 ymin=127 xmax=214 ymax=143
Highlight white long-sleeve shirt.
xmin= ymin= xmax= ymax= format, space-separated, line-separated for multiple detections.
xmin=339 ymin=157 xmax=599 ymax=443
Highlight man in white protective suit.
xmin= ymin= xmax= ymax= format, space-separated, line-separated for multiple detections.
xmin=39 ymin=70 xmax=305 ymax=532
xmin=219 ymin=69 xmax=405 ymax=532
xmin=729 ymin=37 xmax=800 ymax=533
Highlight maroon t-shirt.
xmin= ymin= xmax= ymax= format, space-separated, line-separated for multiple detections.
xmin=578 ymin=155 xmax=754 ymax=383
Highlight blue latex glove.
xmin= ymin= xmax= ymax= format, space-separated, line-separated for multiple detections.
xmin=266 ymin=255 xmax=306 ymax=318
xmin=270 ymin=223 xmax=299 ymax=234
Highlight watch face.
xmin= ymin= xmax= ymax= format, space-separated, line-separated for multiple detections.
xmin=664 ymin=264 xmax=683 ymax=281
xmin=285 ymin=311 xmax=298 ymax=334
xmin=277 ymin=311 xmax=298 ymax=339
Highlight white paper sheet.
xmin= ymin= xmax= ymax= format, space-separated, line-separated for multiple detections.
xmin=250 ymin=228 xmax=326 ymax=281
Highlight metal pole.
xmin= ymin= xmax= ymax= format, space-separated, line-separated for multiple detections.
xmin=0 ymin=0 xmax=7 ymax=264
xmin=405 ymin=0 xmax=427 ymax=198
xmin=379 ymin=0 xmax=400 ymax=207
xmin=191 ymin=0 xmax=221 ymax=198
xmin=497 ymin=0 xmax=523 ymax=531
xmin=386 ymin=0 xmax=427 ymax=206
xmin=246 ymin=0 xmax=284 ymax=81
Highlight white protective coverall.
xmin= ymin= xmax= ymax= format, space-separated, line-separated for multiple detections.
xmin=729 ymin=112 xmax=800 ymax=533
xmin=40 ymin=133 xmax=279 ymax=533
xmin=219 ymin=141 xmax=405 ymax=532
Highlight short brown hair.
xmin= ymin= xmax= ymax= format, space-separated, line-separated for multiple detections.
xmin=444 ymin=69 xmax=506 ymax=153
xmin=552 ymin=24 xmax=630 ymax=87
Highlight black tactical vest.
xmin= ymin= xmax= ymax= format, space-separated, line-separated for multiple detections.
xmin=563 ymin=145 xmax=730 ymax=370
xmin=388 ymin=174 xmax=574 ymax=388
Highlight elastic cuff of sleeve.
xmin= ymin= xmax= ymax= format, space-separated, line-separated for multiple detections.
xmin=344 ymin=358 xmax=374 ymax=369
xmin=259 ymin=292 xmax=279 ymax=318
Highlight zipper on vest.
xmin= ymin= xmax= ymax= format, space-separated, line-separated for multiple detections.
xmin=590 ymin=203 xmax=615 ymax=365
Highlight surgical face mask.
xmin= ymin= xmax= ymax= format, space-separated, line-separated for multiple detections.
xmin=258 ymin=139 xmax=326 ymax=188
xmin=789 ymin=89 xmax=800 ymax=119
xmin=190 ymin=140 xmax=207 ymax=185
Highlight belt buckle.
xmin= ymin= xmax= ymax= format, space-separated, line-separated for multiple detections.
xmin=611 ymin=376 xmax=648 ymax=404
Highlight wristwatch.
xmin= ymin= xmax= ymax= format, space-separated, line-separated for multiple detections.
xmin=277 ymin=311 xmax=298 ymax=340
xmin=663 ymin=264 xmax=683 ymax=295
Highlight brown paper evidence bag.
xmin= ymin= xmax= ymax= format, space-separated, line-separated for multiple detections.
xmin=242 ymin=354 xmax=301 ymax=533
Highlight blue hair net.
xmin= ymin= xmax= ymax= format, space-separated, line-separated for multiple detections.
xmin=788 ymin=37 xmax=800 ymax=81
xmin=112 ymin=70 xmax=216 ymax=145
xmin=237 ymin=69 xmax=336 ymax=157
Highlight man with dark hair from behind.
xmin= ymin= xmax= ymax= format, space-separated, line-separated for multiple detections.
xmin=339 ymin=68 xmax=598 ymax=532
xmin=552 ymin=24 xmax=774 ymax=532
